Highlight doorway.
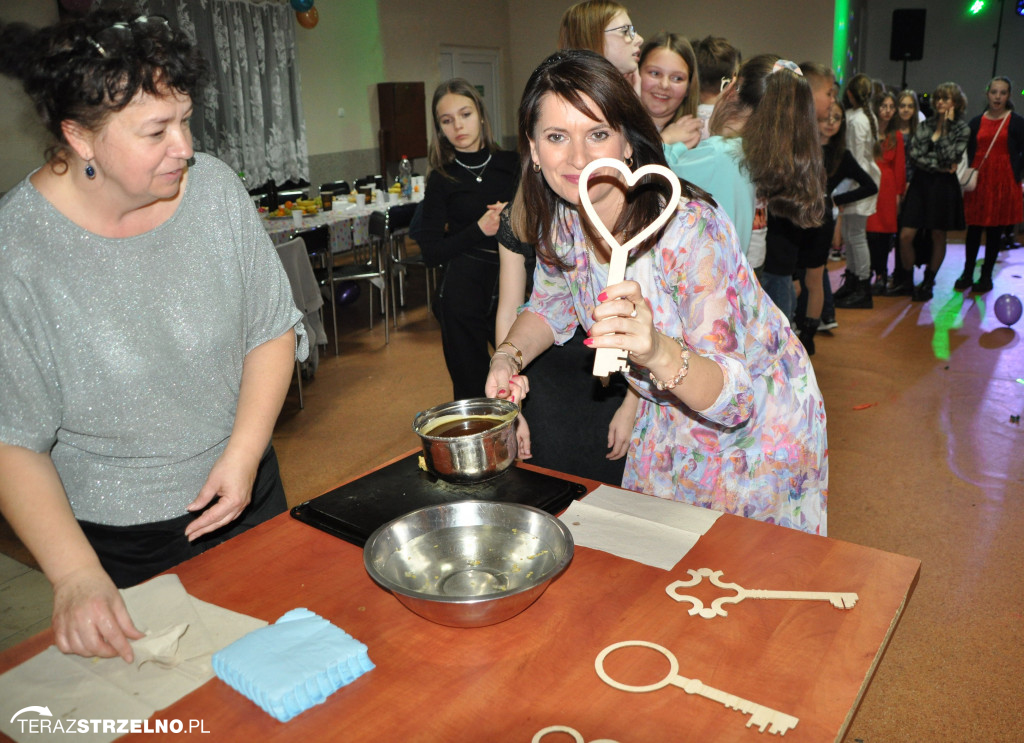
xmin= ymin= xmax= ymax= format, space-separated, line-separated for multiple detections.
xmin=440 ymin=47 xmax=503 ymax=145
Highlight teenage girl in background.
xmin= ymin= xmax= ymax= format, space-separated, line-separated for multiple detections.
xmin=955 ymin=76 xmax=1024 ymax=294
xmin=893 ymin=82 xmax=970 ymax=301
xmin=866 ymin=91 xmax=906 ymax=294
xmin=664 ymin=54 xmax=826 ymax=279
xmin=411 ymin=79 xmax=517 ymax=400
xmin=637 ymin=32 xmax=704 ymax=146
xmin=834 ymin=73 xmax=881 ymax=310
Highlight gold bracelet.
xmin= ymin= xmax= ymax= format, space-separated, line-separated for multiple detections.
xmin=496 ymin=341 xmax=524 ymax=371
xmin=649 ymin=337 xmax=691 ymax=391
xmin=490 ymin=350 xmax=522 ymax=374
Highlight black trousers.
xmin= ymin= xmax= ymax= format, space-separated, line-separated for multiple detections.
xmin=78 ymin=447 xmax=288 ymax=587
xmin=437 ymin=252 xmax=499 ymax=401
xmin=867 ymin=232 xmax=894 ymax=277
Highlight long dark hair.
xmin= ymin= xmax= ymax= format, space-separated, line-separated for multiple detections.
xmin=0 ymin=8 xmax=206 ymax=172
xmin=427 ymin=78 xmax=498 ymax=180
xmin=511 ymin=50 xmax=710 ymax=269
xmin=873 ymin=91 xmax=900 ymax=152
xmin=711 ymin=54 xmax=825 ymax=228
xmin=896 ymin=89 xmax=919 ymax=137
xmin=822 ymin=101 xmax=848 ymax=178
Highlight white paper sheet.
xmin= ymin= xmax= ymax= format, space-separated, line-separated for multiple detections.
xmin=561 ymin=485 xmax=723 ymax=570
xmin=0 ymin=575 xmax=266 ymax=743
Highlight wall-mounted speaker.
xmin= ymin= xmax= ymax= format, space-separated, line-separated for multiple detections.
xmin=889 ymin=9 xmax=926 ymax=62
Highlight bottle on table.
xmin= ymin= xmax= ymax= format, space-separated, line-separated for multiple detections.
xmin=399 ymin=155 xmax=413 ymax=200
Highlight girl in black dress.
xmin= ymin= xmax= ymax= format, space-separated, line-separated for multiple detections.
xmin=411 ymin=79 xmax=518 ymax=400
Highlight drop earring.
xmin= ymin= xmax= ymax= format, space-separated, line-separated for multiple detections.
xmin=532 ymin=162 xmax=541 ymax=172
xmin=85 ymin=161 xmax=96 ymax=179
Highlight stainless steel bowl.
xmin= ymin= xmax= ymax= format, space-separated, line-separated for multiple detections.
xmin=363 ymin=501 xmax=574 ymax=628
xmin=412 ymin=398 xmax=518 ymax=483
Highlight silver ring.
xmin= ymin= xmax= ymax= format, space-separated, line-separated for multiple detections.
xmin=629 ymin=303 xmax=637 ymax=319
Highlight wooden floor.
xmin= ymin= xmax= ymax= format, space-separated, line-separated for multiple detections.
xmin=2 ymin=238 xmax=1023 ymax=742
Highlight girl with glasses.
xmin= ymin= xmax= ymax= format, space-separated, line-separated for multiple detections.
xmin=0 ymin=11 xmax=305 ymax=660
xmin=559 ymin=1 xmax=644 ymax=94
xmin=893 ymin=82 xmax=970 ymax=301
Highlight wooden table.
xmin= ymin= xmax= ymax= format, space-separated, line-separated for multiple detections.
xmin=0 ymin=461 xmax=919 ymax=743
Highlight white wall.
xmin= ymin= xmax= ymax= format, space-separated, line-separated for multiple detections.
xmin=860 ymin=0 xmax=1024 ymax=108
xmin=10 ymin=2 xmax=1014 ymax=193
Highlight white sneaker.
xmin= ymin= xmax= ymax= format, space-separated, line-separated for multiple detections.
xmin=819 ymin=317 xmax=838 ymax=331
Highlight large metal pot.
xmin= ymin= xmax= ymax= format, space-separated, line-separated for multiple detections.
xmin=412 ymin=398 xmax=518 ymax=483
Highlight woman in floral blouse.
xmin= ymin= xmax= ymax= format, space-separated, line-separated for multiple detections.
xmin=486 ymin=50 xmax=828 ymax=535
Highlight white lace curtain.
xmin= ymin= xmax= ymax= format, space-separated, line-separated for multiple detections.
xmin=105 ymin=0 xmax=309 ymax=187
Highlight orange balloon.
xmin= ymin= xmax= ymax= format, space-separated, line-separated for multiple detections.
xmin=296 ymin=7 xmax=319 ymax=29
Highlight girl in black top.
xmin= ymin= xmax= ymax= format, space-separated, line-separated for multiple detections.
xmin=784 ymin=98 xmax=876 ymax=354
xmin=411 ymin=79 xmax=518 ymax=400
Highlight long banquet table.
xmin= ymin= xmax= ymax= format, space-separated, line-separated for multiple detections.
xmin=262 ymin=201 xmax=378 ymax=254
xmin=0 ymin=457 xmax=920 ymax=743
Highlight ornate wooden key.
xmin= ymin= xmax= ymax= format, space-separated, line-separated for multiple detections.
xmin=666 ymin=568 xmax=859 ymax=619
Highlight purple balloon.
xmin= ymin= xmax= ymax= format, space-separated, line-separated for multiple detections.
xmin=994 ymin=293 xmax=1022 ymax=326
xmin=335 ymin=280 xmax=361 ymax=307
xmin=290 ymin=0 xmax=314 ymax=11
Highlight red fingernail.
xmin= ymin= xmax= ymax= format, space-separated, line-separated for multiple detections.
xmin=597 ymin=291 xmax=608 ymax=302
xmin=498 ymin=389 xmax=506 ymax=395
xmin=583 ymin=338 xmax=594 ymax=347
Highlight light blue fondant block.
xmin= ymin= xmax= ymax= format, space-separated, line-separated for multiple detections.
xmin=212 ymin=608 xmax=374 ymax=722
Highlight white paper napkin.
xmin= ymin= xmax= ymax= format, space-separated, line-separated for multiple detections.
xmin=0 ymin=575 xmax=266 ymax=743
xmin=561 ymin=485 xmax=723 ymax=570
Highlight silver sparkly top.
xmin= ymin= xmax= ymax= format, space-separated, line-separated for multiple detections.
xmin=0 ymin=153 xmax=305 ymax=525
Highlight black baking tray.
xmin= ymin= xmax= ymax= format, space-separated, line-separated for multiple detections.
xmin=290 ymin=452 xmax=587 ymax=547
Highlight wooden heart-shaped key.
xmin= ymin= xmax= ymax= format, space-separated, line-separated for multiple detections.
xmin=578 ymin=158 xmax=682 ymax=377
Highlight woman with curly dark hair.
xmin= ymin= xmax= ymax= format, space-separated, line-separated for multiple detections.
xmin=491 ymin=51 xmax=827 ymax=535
xmin=0 ymin=10 xmax=304 ymax=660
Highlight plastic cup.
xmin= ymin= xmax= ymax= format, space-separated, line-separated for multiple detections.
xmin=291 ymin=209 xmax=303 ymax=228
xmin=355 ymin=193 xmax=366 ymax=207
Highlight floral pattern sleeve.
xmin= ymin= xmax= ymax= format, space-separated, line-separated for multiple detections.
xmin=523 ymin=200 xmax=827 ymax=536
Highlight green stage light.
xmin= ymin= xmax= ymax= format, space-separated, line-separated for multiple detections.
xmin=970 ymin=0 xmax=985 ymax=13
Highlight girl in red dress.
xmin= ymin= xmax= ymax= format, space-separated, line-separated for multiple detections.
xmin=956 ymin=76 xmax=1024 ymax=293
xmin=866 ymin=91 xmax=906 ymax=294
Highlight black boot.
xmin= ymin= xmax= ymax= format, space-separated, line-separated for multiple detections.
xmin=887 ymin=266 xmax=914 ymax=296
xmin=871 ymin=271 xmax=889 ymax=295
xmin=912 ymin=270 xmax=936 ymax=302
xmin=972 ymin=270 xmax=994 ymax=293
xmin=835 ymin=277 xmax=874 ymax=309
xmin=798 ymin=317 xmax=820 ymax=356
xmin=833 ymin=270 xmax=858 ymax=300
xmin=954 ymin=272 xmax=974 ymax=292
